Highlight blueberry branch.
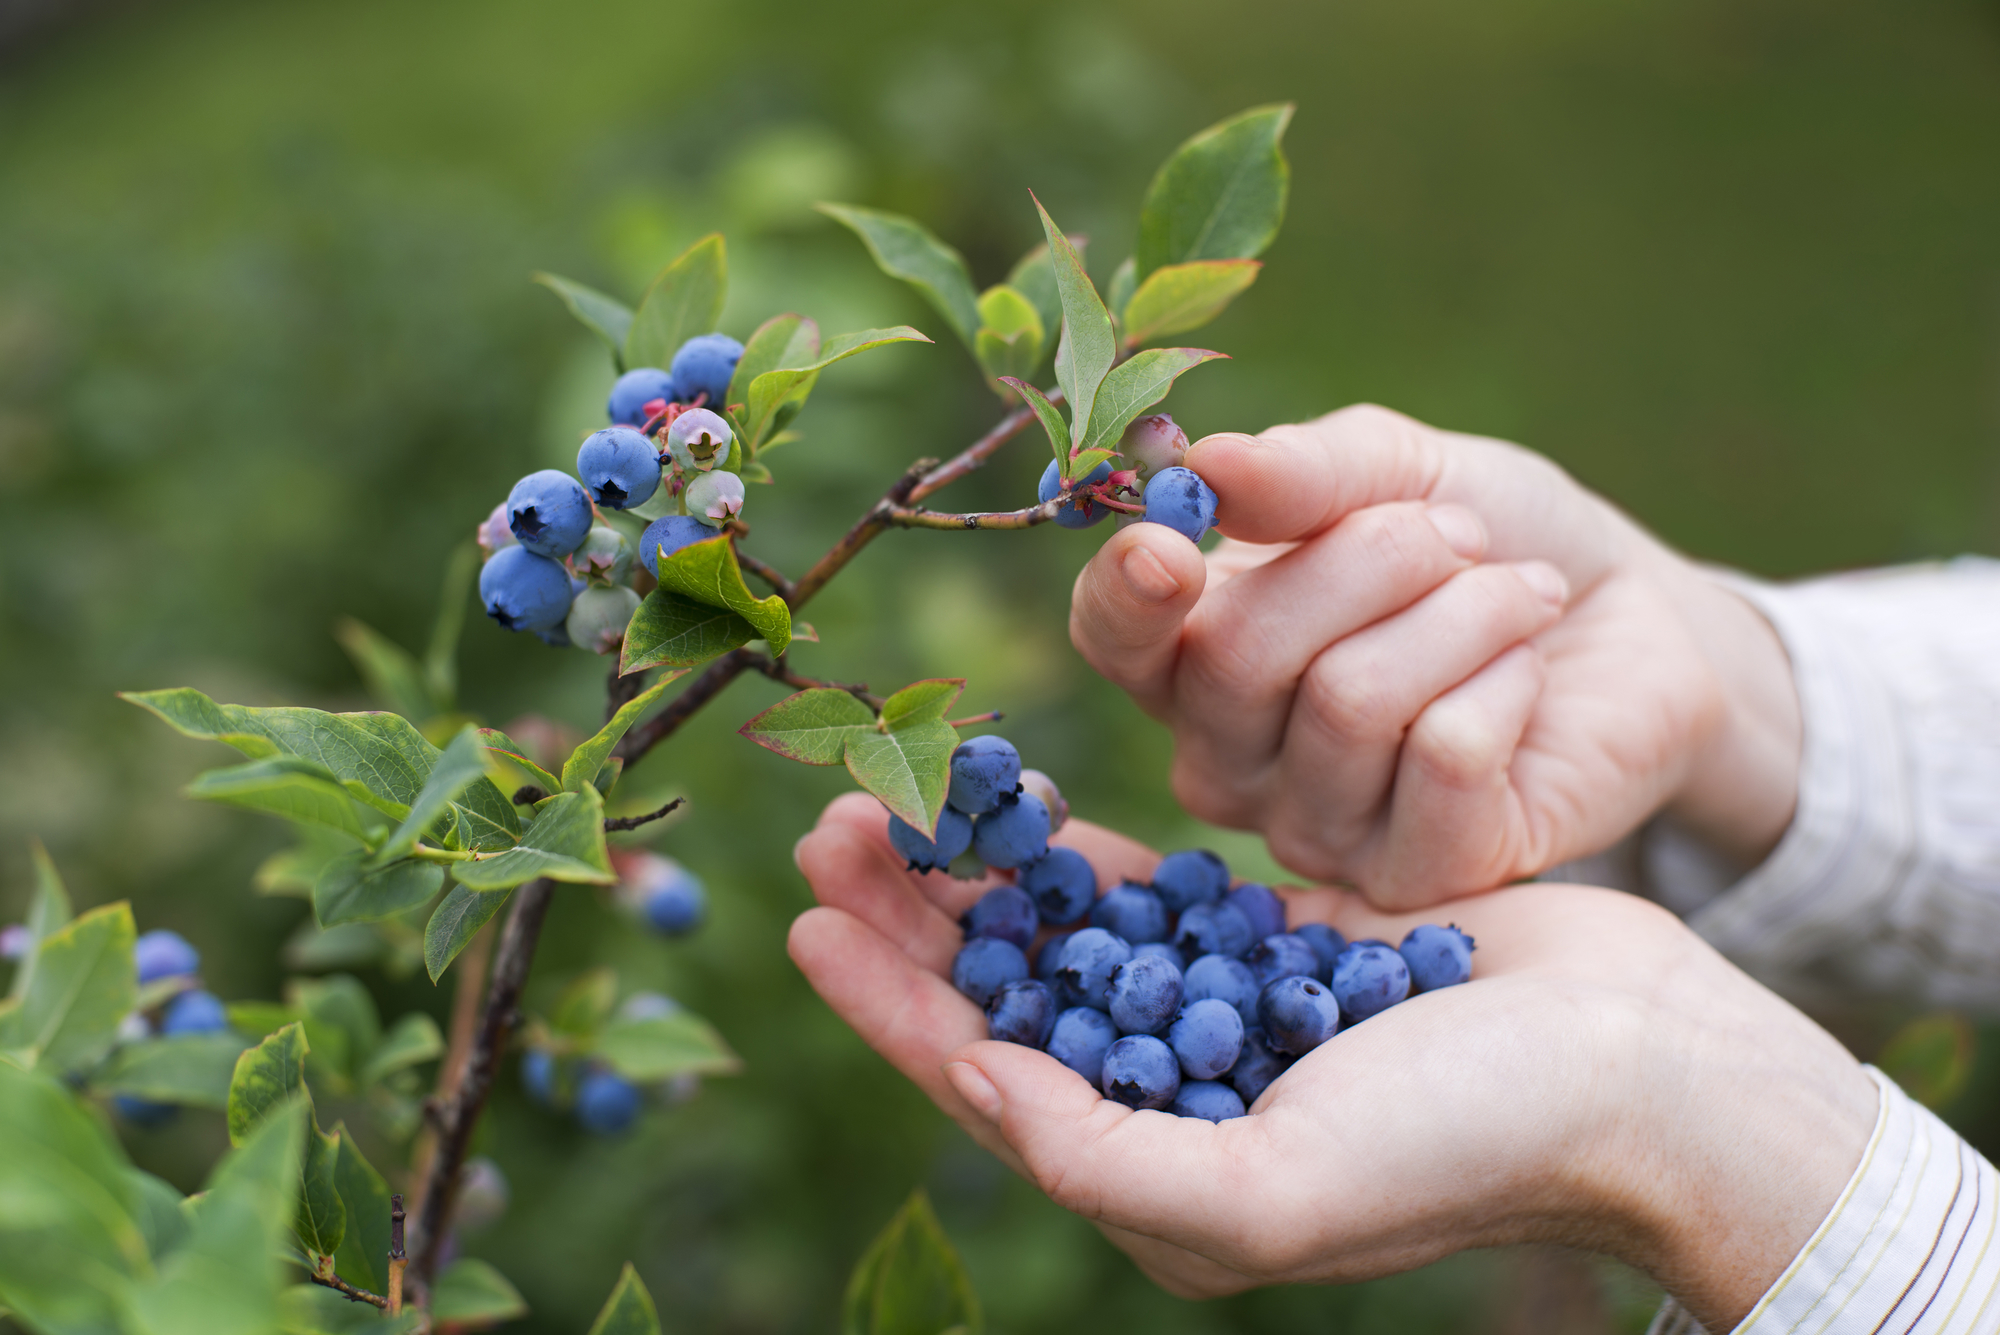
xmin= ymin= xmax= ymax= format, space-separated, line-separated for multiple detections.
xmin=732 ymin=547 xmax=796 ymax=603
xmin=746 ymin=650 xmax=881 ymax=707
xmin=877 ymin=498 xmax=1066 ymax=530
xmin=308 ymin=1269 xmax=388 ymax=1309
xmin=603 ymin=796 xmax=686 ymax=832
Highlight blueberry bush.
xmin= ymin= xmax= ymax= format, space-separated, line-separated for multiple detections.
xmin=0 ymin=106 xmax=1290 ymax=1334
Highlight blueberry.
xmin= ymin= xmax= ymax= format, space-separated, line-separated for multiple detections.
xmin=961 ymin=885 xmax=1038 ymax=951
xmin=160 ymin=989 xmax=231 ymax=1036
xmin=887 ymin=807 xmax=973 ymax=873
xmin=566 ymin=585 xmax=642 ymax=656
xmin=134 ymin=930 xmax=199 ymax=984
xmin=638 ymin=514 xmax=717 ymax=577
xmin=506 ymin=469 xmax=593 ymax=558
xmin=1018 ymin=769 xmax=1068 ymax=832
xmin=577 ymin=427 xmax=661 ymax=510
xmin=1167 ymin=997 xmax=1244 ymax=1080
xmin=985 ymin=979 xmax=1058 ymax=1047
xmin=1019 ymin=846 xmax=1095 ymax=924
xmin=948 ymin=736 xmax=1022 ymax=815
xmin=575 ymin=1068 xmax=643 ymax=1135
xmin=1101 ymin=1035 xmax=1180 ymax=1110
xmin=520 ymin=1049 xmax=557 ymax=1106
xmin=572 ymin=525 xmax=635 ymax=583
xmin=668 ymin=333 xmax=744 ymax=407
xmin=971 ymin=793 xmax=1050 ymax=869
xmin=1172 ymin=900 xmax=1256 ymax=960
xmin=1226 ymin=1027 xmax=1293 ymax=1105
xmin=1182 ymin=953 xmax=1260 ymax=1029
xmin=1226 ymin=884 xmax=1287 ymax=940
xmin=1131 ymin=941 xmax=1186 ymax=971
xmin=1045 ymin=1006 xmax=1118 ymax=1086
xmin=1118 ymin=413 xmax=1189 ymax=487
xmin=1257 ymin=976 xmax=1342 ymax=1056
xmin=1036 ymin=458 xmax=1114 ymax=529
xmin=686 ymin=469 xmax=746 ymax=527
xmin=1150 ymin=849 xmax=1228 ymax=913
xmin=536 ymin=624 xmax=573 ymax=649
xmin=1245 ymin=934 xmax=1320 ymax=990
xmin=1332 ymin=942 xmax=1412 ymax=1021
xmin=665 ymin=407 xmax=735 ymax=473
xmin=952 ymin=938 xmax=1030 ymax=1008
xmin=1088 ymin=881 xmax=1170 ymax=944
xmin=1170 ymin=1080 xmax=1247 ymax=1123
xmin=1140 ymin=465 xmax=1218 ymax=542
xmin=476 ymin=501 xmax=516 ymax=559
xmin=1293 ymin=923 xmax=1347 ymax=982
xmin=607 ymin=367 xmax=678 ymax=429
xmin=1035 ymin=931 xmax=1077 ymax=982
xmin=1052 ymin=928 xmax=1132 ymax=1012
xmin=113 ymin=1095 xmax=179 ymax=1128
xmin=1106 ymin=952 xmax=1184 ymax=1036
xmin=1400 ymin=924 xmax=1476 ymax=993
xmin=480 ymin=546 xmax=574 ymax=633
xmin=625 ymin=857 xmax=705 ymax=936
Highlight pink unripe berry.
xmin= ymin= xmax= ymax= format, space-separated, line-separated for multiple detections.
xmin=1018 ymin=769 xmax=1068 ymax=833
xmin=477 ymin=502 xmax=517 ymax=559
xmin=666 ymin=408 xmax=734 ymax=473
xmin=1119 ymin=414 xmax=1189 ymax=488
xmin=686 ymin=470 xmax=745 ymax=527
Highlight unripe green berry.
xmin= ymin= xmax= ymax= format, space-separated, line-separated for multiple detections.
xmin=565 ymin=585 xmax=642 ymax=655
xmin=666 ymin=408 xmax=734 ymax=474
xmin=572 ymin=526 xmax=634 ymax=583
xmin=685 ymin=470 xmax=745 ymax=528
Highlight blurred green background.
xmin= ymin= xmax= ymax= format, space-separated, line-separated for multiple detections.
xmin=2 ymin=0 xmax=1997 ymax=1330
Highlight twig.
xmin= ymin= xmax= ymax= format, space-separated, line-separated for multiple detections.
xmin=748 ymin=652 xmax=881 ymax=707
xmin=310 ymin=1270 xmax=388 ymax=1309
xmin=733 ymin=548 xmax=797 ymax=603
xmin=400 ymin=919 xmax=495 ymax=1233
xmin=613 ymin=647 xmax=762 ymax=765
xmin=908 ymin=394 xmax=1059 ymax=503
xmin=603 ymin=796 xmax=686 ymax=832
xmin=946 ymin=711 xmax=1003 ymax=727
xmin=604 ymin=660 xmax=651 ymax=722
xmin=387 ymin=1196 xmax=406 ymax=1316
xmin=787 ymin=460 xmax=933 ymax=608
xmin=878 ymin=499 xmax=1065 ymax=530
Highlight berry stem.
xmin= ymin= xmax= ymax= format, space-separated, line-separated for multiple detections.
xmin=732 ymin=547 xmax=796 ymax=603
xmin=602 ymin=795 xmax=687 ymax=833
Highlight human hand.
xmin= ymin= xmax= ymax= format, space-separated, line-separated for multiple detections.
xmin=788 ymin=793 xmax=1876 ymax=1331
xmin=1070 ymin=405 xmax=1802 ymax=907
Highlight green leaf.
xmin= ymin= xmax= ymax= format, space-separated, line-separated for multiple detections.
xmin=328 ymin=1126 xmax=391 ymax=1297
xmin=739 ymin=688 xmax=876 ymax=765
xmin=972 ymin=285 xmax=1045 ymax=391
xmin=741 ymin=325 xmax=932 ymax=449
xmin=424 ymin=883 xmax=511 ymax=983
xmin=334 ymin=617 xmax=434 ymax=723
xmin=0 ymin=902 xmax=135 ymax=1074
xmin=588 ymin=1011 xmax=741 ymax=1082
xmin=624 ymin=234 xmax=726 ymax=372
xmin=620 ymin=589 xmax=760 ymax=673
xmin=879 ymin=679 xmax=964 ymax=730
xmin=358 ymin=1013 xmax=443 ymax=1087
xmin=844 ymin=719 xmax=958 ymax=838
xmin=1006 ymin=240 xmax=1079 ymax=360
xmin=255 ymin=826 xmax=365 ymax=900
xmin=1121 ymin=259 xmax=1260 ymax=345
xmin=1135 ymin=104 xmax=1293 ymax=280
xmin=95 ymin=1033 xmax=248 ymax=1109
xmin=841 ymin=1189 xmax=982 ymax=1335
xmin=563 ymin=677 xmax=678 ymax=795
xmin=650 ymin=531 xmax=792 ymax=654
xmin=227 ymin=1022 xmax=308 ymax=1147
xmin=1105 ymin=256 xmax=1137 ymax=328
xmin=476 ymin=728 xmax=562 ymax=795
xmin=727 ymin=312 xmax=819 ymax=416
xmin=279 ymin=1284 xmax=423 ymax=1334
xmin=997 ymin=378 xmax=1071 ymax=477
xmin=8 ymin=840 xmax=73 ymax=1002
xmin=586 ymin=1263 xmax=661 ymax=1335
xmin=369 ymin=727 xmax=490 ymax=866
xmin=293 ymin=1117 xmax=346 ymax=1260
xmin=1078 ymin=347 xmax=1227 ymax=458
xmin=1033 ymin=194 xmax=1115 ymax=448
xmin=422 ymin=541 xmax=479 ymax=711
xmin=1067 ymin=448 xmax=1120 ymax=478
xmin=817 ymin=203 xmax=980 ymax=346
xmin=451 ymin=789 xmax=615 ymax=891
xmin=434 ymin=1257 xmax=529 ymax=1325
xmin=534 ymin=272 xmax=635 ymax=372
xmin=289 ymin=975 xmax=380 ymax=1091
xmin=188 ymin=756 xmax=379 ymax=842
xmin=314 ymin=852 xmax=445 ymax=929
xmin=551 ymin=967 xmax=619 ymax=1038
xmin=1879 ymin=1011 xmax=1976 ymax=1110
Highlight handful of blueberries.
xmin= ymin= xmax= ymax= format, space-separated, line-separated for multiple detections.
xmin=924 ymin=737 xmax=1476 ymax=1122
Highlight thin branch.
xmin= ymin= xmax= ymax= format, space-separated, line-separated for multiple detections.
xmin=879 ymin=499 xmax=1066 ymax=530
xmin=401 ymin=918 xmax=495 ymax=1234
xmin=787 ymin=459 xmax=933 ymax=608
xmin=909 ymin=392 xmax=1062 ymax=503
xmin=946 ymin=711 xmax=1004 ymax=728
xmin=605 ymin=660 xmax=650 ymax=723
xmin=747 ymin=651 xmax=881 ymax=708
xmin=733 ymin=548 xmax=797 ymax=603
xmin=309 ymin=1271 xmax=388 ymax=1309
xmin=613 ymin=647 xmax=762 ymax=765
xmin=604 ymin=796 xmax=686 ymax=832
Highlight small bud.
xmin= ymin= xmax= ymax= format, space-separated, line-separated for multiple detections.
xmin=477 ymin=502 xmax=516 ymax=560
xmin=572 ymin=526 xmax=634 ymax=583
xmin=685 ymin=469 xmax=745 ymax=527
xmin=665 ymin=408 xmax=734 ymax=474
xmin=1118 ymin=414 xmax=1189 ymax=489
xmin=455 ymin=1158 xmax=510 ymax=1233
xmin=565 ymin=585 xmax=642 ymax=655
xmin=1018 ymin=769 xmax=1069 ymax=833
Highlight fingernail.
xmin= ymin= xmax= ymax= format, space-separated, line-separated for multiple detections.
xmin=1121 ymin=544 xmax=1182 ymax=604
xmin=1426 ymin=504 xmax=1486 ymax=559
xmin=1516 ymin=560 xmax=1569 ymax=606
xmin=943 ymin=1061 xmax=1003 ymax=1121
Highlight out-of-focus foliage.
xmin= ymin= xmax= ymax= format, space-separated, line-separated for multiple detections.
xmin=0 ymin=0 xmax=1995 ymax=1331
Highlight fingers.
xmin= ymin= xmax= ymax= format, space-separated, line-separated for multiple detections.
xmin=1188 ymin=405 xmax=1448 ymax=546
xmin=1068 ymin=524 xmax=1208 ymax=715
xmin=795 ymin=808 xmax=966 ymax=974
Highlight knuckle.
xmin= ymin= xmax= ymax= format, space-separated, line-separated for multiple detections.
xmin=1298 ymin=658 xmax=1397 ymax=743
xmin=1408 ymin=700 xmax=1508 ymax=790
xmin=1180 ymin=605 xmax=1279 ymax=701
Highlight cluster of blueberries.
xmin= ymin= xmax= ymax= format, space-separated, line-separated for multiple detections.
xmin=476 ymin=332 xmax=751 ymax=654
xmin=1037 ymin=414 xmax=1222 ymax=543
xmin=924 ymin=740 xmax=1476 ymax=1121
xmin=519 ymin=992 xmax=701 ymax=1136
xmin=115 ymin=930 xmax=238 ymax=1127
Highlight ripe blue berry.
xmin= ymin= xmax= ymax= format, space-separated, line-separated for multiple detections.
xmin=1131 ymin=941 xmax=1186 ymax=971
xmin=623 ymin=855 xmax=705 ymax=936
xmin=1150 ymin=849 xmax=1228 ymax=913
xmin=1245 ymin=934 xmax=1320 ymax=990
xmin=887 ymin=807 xmax=973 ymax=872
xmin=480 ymin=546 xmax=574 ymax=633
xmin=113 ymin=1095 xmax=178 ymax=1128
xmin=638 ymin=514 xmax=717 ymax=577
xmin=577 ymin=427 xmax=661 ymax=510
xmin=1172 ymin=900 xmax=1256 ymax=960
xmin=1226 ymin=1027 xmax=1292 ymax=1105
xmin=971 ymin=793 xmax=1050 ymax=869
xmin=668 ymin=333 xmax=744 ymax=407
xmin=1106 ymin=952 xmax=1184 ymax=1036
xmin=1167 ymin=997 xmax=1245 ymax=1080
xmin=160 ymin=989 xmax=231 ymax=1036
xmin=962 ymin=885 xmax=1038 ymax=951
xmin=1046 ymin=1006 xmax=1118 ymax=1086
xmin=1331 ymin=942 xmax=1412 ymax=1022
xmin=948 ymin=736 xmax=1021 ymax=815
xmin=985 ymin=979 xmax=1058 ymax=1047
xmin=1036 ymin=458 xmax=1114 ymax=529
xmin=1257 ymin=976 xmax=1342 ymax=1056
xmin=1400 ymin=924 xmax=1476 ymax=993
xmin=506 ymin=469 xmax=593 ymax=558
xmin=134 ymin=930 xmax=199 ymax=984
xmin=665 ymin=407 xmax=734 ymax=473
xmin=1182 ymin=953 xmax=1260 ymax=1028
xmin=1019 ymin=846 xmax=1096 ymax=924
xmin=1227 ymin=883 xmax=1287 ymax=940
xmin=566 ymin=585 xmax=641 ymax=656
xmin=1101 ymin=1035 xmax=1180 ymax=1110
xmin=1035 ymin=932 xmax=1077 ymax=982
xmin=1053 ymin=928 xmax=1132 ymax=1012
xmin=1293 ymin=923 xmax=1347 ymax=982
xmin=607 ymin=367 xmax=677 ymax=428
xmin=575 ymin=1068 xmax=643 ymax=1135
xmin=1170 ymin=1080 xmax=1247 ymax=1123
xmin=1089 ymin=881 xmax=1170 ymax=944
xmin=952 ymin=937 xmax=1030 ymax=1008
xmin=1140 ymin=465 xmax=1218 ymax=542
xmin=520 ymin=1049 xmax=557 ymax=1106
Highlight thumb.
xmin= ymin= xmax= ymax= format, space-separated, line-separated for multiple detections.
xmin=1188 ymin=405 xmax=1446 ymax=546
xmin=1068 ymin=522 xmax=1207 ymax=714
